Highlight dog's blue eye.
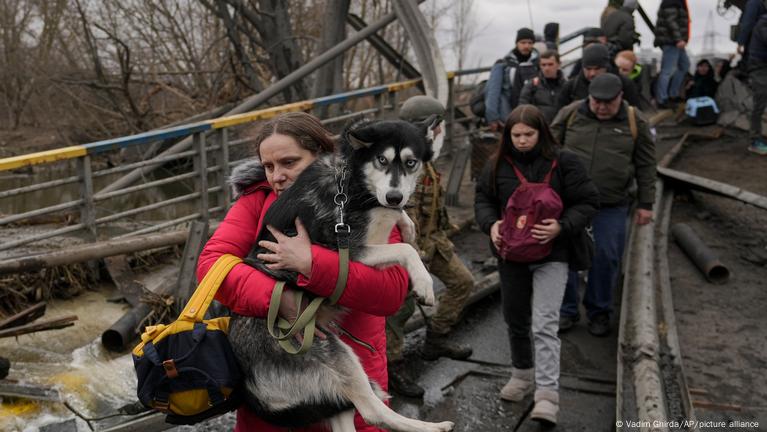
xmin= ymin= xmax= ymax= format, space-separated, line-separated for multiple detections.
xmin=377 ymin=156 xmax=388 ymax=165
xmin=406 ymin=160 xmax=417 ymax=168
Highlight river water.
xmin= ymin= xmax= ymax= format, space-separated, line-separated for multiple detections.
xmin=0 ymin=287 xmax=138 ymax=432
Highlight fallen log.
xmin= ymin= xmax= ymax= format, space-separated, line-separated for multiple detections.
xmin=0 ymin=223 xmax=218 ymax=275
xmin=0 ymin=315 xmax=78 ymax=338
xmin=0 ymin=302 xmax=46 ymax=329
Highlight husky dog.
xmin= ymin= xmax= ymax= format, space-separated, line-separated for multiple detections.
xmin=227 ymin=118 xmax=454 ymax=432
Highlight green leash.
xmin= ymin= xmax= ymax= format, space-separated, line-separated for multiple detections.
xmin=266 ymin=163 xmax=351 ymax=355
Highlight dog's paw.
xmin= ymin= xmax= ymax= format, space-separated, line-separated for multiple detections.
xmin=411 ymin=268 xmax=435 ymax=306
xmin=425 ymin=421 xmax=454 ymax=432
xmin=396 ymin=211 xmax=417 ymax=246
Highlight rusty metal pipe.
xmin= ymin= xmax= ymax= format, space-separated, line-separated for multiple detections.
xmin=101 ymin=304 xmax=152 ymax=352
xmin=671 ymin=223 xmax=730 ymax=284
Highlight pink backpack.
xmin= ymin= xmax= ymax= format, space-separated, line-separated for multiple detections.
xmin=498 ymin=158 xmax=564 ymax=262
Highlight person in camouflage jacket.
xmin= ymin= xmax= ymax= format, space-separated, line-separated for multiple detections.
xmin=385 ymin=95 xmax=475 ymax=398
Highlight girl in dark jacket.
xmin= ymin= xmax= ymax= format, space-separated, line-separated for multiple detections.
xmin=686 ymin=59 xmax=718 ymax=99
xmin=474 ymin=105 xmax=599 ymax=425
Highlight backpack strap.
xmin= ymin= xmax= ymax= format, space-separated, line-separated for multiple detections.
xmin=180 ymin=254 xmax=243 ymax=322
xmin=543 ymin=159 xmax=559 ymax=183
xmin=506 ymin=156 xmax=558 ymax=184
xmin=627 ymin=105 xmax=638 ymax=142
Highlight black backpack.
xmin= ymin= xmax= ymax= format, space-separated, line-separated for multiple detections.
xmin=470 ymin=79 xmax=488 ymax=118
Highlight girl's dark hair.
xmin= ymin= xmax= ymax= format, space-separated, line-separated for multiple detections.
xmin=251 ymin=112 xmax=335 ymax=158
xmin=490 ymin=104 xmax=561 ymax=191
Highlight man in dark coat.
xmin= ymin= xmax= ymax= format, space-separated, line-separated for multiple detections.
xmin=654 ymin=0 xmax=691 ymax=108
xmin=602 ymin=0 xmax=639 ymax=51
xmin=519 ymin=50 xmax=567 ymax=123
xmin=557 ymin=44 xmax=641 ymax=111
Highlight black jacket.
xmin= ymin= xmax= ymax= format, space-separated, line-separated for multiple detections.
xmin=557 ymin=71 xmax=640 ymax=111
xmin=603 ymin=6 xmax=637 ymax=51
xmin=737 ymin=0 xmax=767 ymax=66
xmin=654 ymin=0 xmax=689 ymax=47
xmin=518 ymin=71 xmax=567 ymax=123
xmin=474 ymin=147 xmax=600 ymax=265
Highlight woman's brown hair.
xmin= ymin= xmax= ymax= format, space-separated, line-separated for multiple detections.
xmin=251 ymin=112 xmax=335 ymax=158
xmin=490 ymin=104 xmax=561 ymax=192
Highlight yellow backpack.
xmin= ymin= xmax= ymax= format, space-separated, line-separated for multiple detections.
xmin=132 ymin=254 xmax=243 ymax=425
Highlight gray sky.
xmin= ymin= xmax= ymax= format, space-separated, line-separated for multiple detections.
xmin=446 ymin=0 xmax=742 ymax=69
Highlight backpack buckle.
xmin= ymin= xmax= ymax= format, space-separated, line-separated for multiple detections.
xmin=162 ymin=359 xmax=179 ymax=379
xmin=153 ymin=397 xmax=170 ymax=412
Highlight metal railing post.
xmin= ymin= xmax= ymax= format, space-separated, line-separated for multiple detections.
xmin=388 ymin=90 xmax=399 ymax=118
xmin=193 ymin=132 xmax=209 ymax=222
xmin=446 ymin=75 xmax=455 ymax=155
xmin=375 ymin=93 xmax=386 ymax=118
xmin=77 ymin=155 xmax=97 ymax=238
xmin=218 ymin=128 xmax=231 ymax=212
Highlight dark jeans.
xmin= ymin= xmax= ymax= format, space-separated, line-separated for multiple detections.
xmin=750 ymin=67 xmax=767 ymax=141
xmin=656 ymin=45 xmax=690 ymax=103
xmin=561 ymin=206 xmax=629 ymax=320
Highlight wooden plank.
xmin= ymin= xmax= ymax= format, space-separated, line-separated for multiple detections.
xmin=99 ymin=412 xmax=175 ymax=432
xmin=175 ymin=221 xmax=209 ymax=308
xmin=658 ymin=166 xmax=767 ymax=210
xmin=104 ymin=256 xmax=144 ymax=307
xmin=0 ymin=315 xmax=78 ymax=339
xmin=0 ymin=302 xmax=46 ymax=330
xmin=0 ymin=381 xmax=61 ymax=402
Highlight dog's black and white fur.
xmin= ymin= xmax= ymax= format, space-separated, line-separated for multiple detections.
xmin=227 ymin=118 xmax=454 ymax=432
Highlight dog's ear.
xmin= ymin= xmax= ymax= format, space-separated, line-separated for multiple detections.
xmin=347 ymin=129 xmax=373 ymax=150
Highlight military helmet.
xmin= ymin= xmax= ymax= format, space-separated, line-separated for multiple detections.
xmin=399 ymin=95 xmax=445 ymax=122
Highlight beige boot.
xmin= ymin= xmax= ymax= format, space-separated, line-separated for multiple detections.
xmin=530 ymin=388 xmax=559 ymax=425
xmin=499 ymin=368 xmax=534 ymax=401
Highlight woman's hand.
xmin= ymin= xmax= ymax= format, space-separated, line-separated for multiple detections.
xmin=490 ymin=220 xmax=503 ymax=249
xmin=531 ymin=219 xmax=561 ymax=244
xmin=257 ymin=218 xmax=313 ymax=278
xmin=277 ymin=287 xmax=328 ymax=340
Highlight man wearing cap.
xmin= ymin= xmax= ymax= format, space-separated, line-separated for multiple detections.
xmin=484 ymin=28 xmax=540 ymax=131
xmin=385 ymin=95 xmax=475 ymax=398
xmin=551 ymin=74 xmax=656 ymax=336
xmin=557 ymin=43 xmax=640 ymax=112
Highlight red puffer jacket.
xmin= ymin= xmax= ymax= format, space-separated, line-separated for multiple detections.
xmin=196 ymin=181 xmax=409 ymax=432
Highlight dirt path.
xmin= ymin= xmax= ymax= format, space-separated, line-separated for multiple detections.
xmin=668 ymin=130 xmax=767 ymax=428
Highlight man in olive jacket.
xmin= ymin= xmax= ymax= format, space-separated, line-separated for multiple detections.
xmin=551 ymin=74 xmax=656 ymax=336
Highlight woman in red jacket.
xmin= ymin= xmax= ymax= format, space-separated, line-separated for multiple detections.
xmin=196 ymin=112 xmax=410 ymax=431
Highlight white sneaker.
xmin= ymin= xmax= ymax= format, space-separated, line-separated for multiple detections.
xmin=499 ymin=368 xmax=534 ymax=401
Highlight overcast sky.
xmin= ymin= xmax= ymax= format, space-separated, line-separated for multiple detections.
xmin=445 ymin=0 xmax=743 ymax=69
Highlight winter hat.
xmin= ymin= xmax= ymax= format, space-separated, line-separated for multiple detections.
xmin=623 ymin=0 xmax=638 ymax=11
xmin=583 ymin=27 xmax=607 ymax=44
xmin=582 ymin=43 xmax=610 ymax=69
xmin=516 ymin=28 xmax=535 ymax=43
